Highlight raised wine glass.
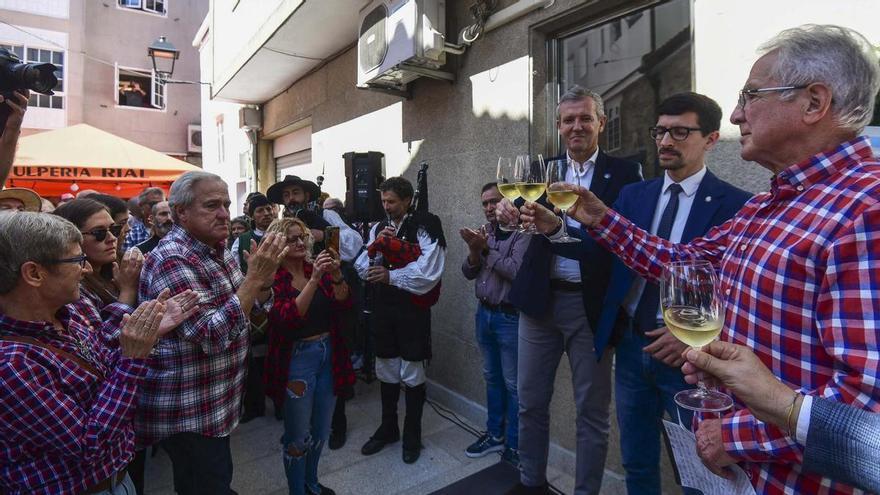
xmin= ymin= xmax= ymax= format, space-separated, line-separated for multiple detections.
xmin=514 ymin=154 xmax=546 ymax=234
xmin=496 ymin=156 xmax=520 ymax=231
xmin=660 ymin=259 xmax=733 ymax=412
xmin=546 ymin=159 xmax=580 ymax=243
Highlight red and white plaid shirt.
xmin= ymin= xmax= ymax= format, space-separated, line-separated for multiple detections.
xmin=136 ymin=226 xmax=270 ymax=447
xmin=592 ymin=136 xmax=880 ymax=494
xmin=0 ymin=305 xmax=147 ymax=495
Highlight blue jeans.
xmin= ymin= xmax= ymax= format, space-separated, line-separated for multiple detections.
xmin=281 ymin=335 xmax=337 ymax=495
xmin=615 ymin=328 xmax=695 ymax=495
xmin=475 ymin=303 xmax=519 ymax=449
xmin=92 ymin=473 xmax=136 ymax=495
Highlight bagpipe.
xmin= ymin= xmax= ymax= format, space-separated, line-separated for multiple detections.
xmin=367 ymin=162 xmax=445 ymax=308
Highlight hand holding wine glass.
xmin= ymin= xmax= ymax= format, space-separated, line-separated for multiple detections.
xmin=496 ymin=156 xmax=520 ymax=231
xmin=514 ymin=154 xmax=546 ymax=234
xmin=660 ymin=259 xmax=733 ymax=412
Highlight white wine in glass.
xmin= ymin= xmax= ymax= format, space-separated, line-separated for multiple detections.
xmin=515 ymin=154 xmax=546 ymax=234
xmin=546 ymin=159 xmax=580 ymax=243
xmin=660 ymin=259 xmax=733 ymax=412
xmin=496 ymin=157 xmax=519 ymax=231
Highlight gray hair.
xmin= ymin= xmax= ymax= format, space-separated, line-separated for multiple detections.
xmin=152 ymin=200 xmax=169 ymax=217
xmin=759 ymin=24 xmax=880 ymax=133
xmin=557 ymin=85 xmax=606 ymax=120
xmin=138 ymin=186 xmax=165 ymax=206
xmin=168 ymin=171 xmax=225 ymax=222
xmin=0 ymin=212 xmax=82 ymax=294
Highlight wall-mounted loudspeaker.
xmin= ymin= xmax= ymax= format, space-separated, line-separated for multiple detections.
xmin=343 ymin=151 xmax=385 ymax=223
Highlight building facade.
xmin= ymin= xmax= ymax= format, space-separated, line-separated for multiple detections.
xmin=197 ymin=0 xmax=880 ymax=489
xmin=0 ymin=0 xmax=207 ymax=163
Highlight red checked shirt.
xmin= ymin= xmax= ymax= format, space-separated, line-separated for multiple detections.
xmin=591 ymin=136 xmax=880 ymax=495
xmin=0 ymin=305 xmax=148 ymax=495
xmin=136 ymin=226 xmax=271 ymax=447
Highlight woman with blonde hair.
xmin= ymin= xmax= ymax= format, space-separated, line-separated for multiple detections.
xmin=264 ymin=217 xmax=355 ymax=495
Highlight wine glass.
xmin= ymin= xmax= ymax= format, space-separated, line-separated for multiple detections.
xmin=660 ymin=259 xmax=733 ymax=412
xmin=514 ymin=154 xmax=546 ymax=234
xmin=546 ymin=159 xmax=580 ymax=243
xmin=496 ymin=156 xmax=520 ymax=232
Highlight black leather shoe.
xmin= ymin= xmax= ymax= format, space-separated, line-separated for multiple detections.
xmin=361 ymin=434 xmax=398 ymax=456
xmin=306 ymin=483 xmax=336 ymax=495
xmin=328 ymin=428 xmax=346 ymax=450
xmin=402 ymin=445 xmax=421 ymax=464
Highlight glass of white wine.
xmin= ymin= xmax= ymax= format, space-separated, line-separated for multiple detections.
xmin=515 ymin=154 xmax=546 ymax=234
xmin=496 ymin=156 xmax=520 ymax=232
xmin=660 ymin=259 xmax=733 ymax=412
xmin=546 ymin=159 xmax=580 ymax=243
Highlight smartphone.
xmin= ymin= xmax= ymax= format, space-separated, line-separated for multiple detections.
xmin=325 ymin=226 xmax=340 ymax=256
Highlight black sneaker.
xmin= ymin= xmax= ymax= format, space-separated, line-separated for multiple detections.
xmin=501 ymin=447 xmax=520 ymax=467
xmin=465 ymin=433 xmax=505 ymax=458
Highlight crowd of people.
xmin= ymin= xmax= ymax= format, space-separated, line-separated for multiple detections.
xmin=0 ymin=23 xmax=878 ymax=495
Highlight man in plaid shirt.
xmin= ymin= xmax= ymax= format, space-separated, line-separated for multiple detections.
xmin=514 ymin=25 xmax=879 ymax=494
xmin=137 ymin=171 xmax=287 ymax=495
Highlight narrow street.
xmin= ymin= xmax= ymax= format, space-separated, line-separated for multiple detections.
xmin=143 ymin=380 xmax=622 ymax=494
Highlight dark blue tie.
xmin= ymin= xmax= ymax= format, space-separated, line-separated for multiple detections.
xmin=633 ymin=183 xmax=683 ymax=332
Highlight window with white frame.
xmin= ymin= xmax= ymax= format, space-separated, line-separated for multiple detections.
xmin=116 ymin=66 xmax=165 ymax=109
xmin=1 ymin=44 xmax=65 ymax=109
xmin=118 ymin=0 xmax=167 ymax=15
xmin=216 ymin=115 xmax=226 ymax=163
xmin=606 ymin=104 xmax=621 ymax=151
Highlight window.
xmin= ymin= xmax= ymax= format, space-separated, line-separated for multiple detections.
xmin=606 ymin=104 xmax=621 ymax=151
xmin=116 ymin=66 xmax=165 ymax=110
xmin=549 ymin=0 xmax=692 ymax=177
xmin=216 ymin=115 xmax=226 ymax=163
xmin=118 ymin=0 xmax=166 ymax=15
xmin=1 ymin=45 xmax=65 ymax=110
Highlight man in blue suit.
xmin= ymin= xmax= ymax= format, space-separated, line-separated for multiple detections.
xmin=558 ymin=92 xmax=751 ymax=494
xmin=504 ymin=86 xmax=642 ymax=495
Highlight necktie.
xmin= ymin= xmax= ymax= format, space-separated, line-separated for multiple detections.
xmin=634 ymin=183 xmax=683 ymax=332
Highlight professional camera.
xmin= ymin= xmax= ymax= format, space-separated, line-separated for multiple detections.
xmin=0 ymin=47 xmax=58 ymax=134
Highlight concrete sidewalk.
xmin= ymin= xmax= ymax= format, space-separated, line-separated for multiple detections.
xmin=143 ymin=380 xmax=628 ymax=494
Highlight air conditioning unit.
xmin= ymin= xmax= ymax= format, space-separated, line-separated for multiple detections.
xmin=357 ymin=0 xmax=451 ymax=91
xmin=187 ymin=125 xmax=202 ymax=153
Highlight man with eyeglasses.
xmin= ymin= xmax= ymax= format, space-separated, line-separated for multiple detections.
xmin=0 ymin=212 xmax=168 ymax=495
xmin=518 ymin=25 xmax=880 ymax=495
xmin=124 ymin=187 xmax=165 ymax=252
xmin=598 ymin=92 xmax=749 ymax=495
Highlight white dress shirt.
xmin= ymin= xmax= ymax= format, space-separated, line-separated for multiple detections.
xmin=623 ymin=166 xmax=708 ymax=318
xmin=550 ymin=148 xmax=598 ymax=282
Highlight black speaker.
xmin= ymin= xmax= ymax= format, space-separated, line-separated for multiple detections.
xmin=344 ymin=151 xmax=384 ymax=223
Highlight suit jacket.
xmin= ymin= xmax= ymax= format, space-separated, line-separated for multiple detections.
xmin=591 ymin=169 xmax=751 ymax=357
xmin=507 ymin=150 xmax=642 ymax=332
xmin=802 ymin=397 xmax=880 ymax=493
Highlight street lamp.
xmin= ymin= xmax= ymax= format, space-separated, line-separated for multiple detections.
xmin=148 ymin=36 xmax=180 ymax=82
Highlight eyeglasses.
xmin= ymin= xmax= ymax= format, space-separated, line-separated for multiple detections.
xmin=286 ymin=234 xmax=308 ymax=244
xmin=649 ymin=126 xmax=702 ymax=141
xmin=737 ymin=85 xmax=808 ymax=109
xmin=81 ymin=224 xmax=124 ymax=242
xmin=49 ymin=254 xmax=89 ymax=268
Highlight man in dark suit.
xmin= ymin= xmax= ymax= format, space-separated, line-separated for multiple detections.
xmin=503 ymin=86 xmax=642 ymax=495
xmin=593 ymin=93 xmax=751 ymax=494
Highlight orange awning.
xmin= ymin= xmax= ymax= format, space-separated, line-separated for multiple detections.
xmin=4 ymin=124 xmax=201 ymax=198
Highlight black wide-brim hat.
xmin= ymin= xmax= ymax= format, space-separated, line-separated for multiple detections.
xmin=266 ymin=175 xmax=320 ymax=205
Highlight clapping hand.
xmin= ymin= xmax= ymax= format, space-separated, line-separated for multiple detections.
xmin=243 ymin=232 xmax=289 ymax=286
xmin=459 ymin=227 xmax=488 ymax=254
xmin=113 ymin=247 xmax=144 ymax=293
xmin=119 ymin=299 xmax=165 ymax=358
xmin=154 ymin=288 xmax=200 ymax=336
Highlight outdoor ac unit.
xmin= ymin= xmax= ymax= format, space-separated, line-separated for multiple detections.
xmin=357 ymin=0 xmax=449 ymax=91
xmin=187 ymin=125 xmax=202 ymax=153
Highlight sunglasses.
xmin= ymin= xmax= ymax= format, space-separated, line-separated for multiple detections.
xmin=81 ymin=224 xmax=124 ymax=242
